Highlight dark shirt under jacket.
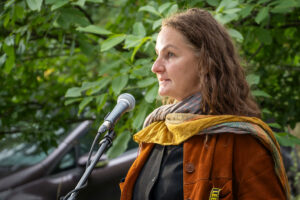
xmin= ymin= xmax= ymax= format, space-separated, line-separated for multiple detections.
xmin=132 ymin=144 xmax=183 ymax=200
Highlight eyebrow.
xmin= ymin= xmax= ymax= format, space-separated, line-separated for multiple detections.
xmin=155 ymin=44 xmax=179 ymax=54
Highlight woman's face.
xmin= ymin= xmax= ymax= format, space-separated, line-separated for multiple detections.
xmin=152 ymin=26 xmax=201 ymax=101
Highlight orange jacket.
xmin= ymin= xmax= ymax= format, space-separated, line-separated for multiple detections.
xmin=120 ymin=133 xmax=287 ymax=200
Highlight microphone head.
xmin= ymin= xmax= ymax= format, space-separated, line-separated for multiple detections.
xmin=117 ymin=93 xmax=135 ymax=111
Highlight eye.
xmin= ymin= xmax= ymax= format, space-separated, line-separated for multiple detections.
xmin=167 ymin=51 xmax=175 ymax=58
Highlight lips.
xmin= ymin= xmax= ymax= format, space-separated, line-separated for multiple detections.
xmin=158 ymin=79 xmax=170 ymax=85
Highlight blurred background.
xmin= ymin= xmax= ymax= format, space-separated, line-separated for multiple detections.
xmin=0 ymin=0 xmax=300 ymax=199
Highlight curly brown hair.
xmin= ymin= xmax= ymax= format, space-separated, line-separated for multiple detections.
xmin=162 ymin=8 xmax=261 ymax=118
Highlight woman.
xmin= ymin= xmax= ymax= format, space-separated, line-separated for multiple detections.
xmin=120 ymin=8 xmax=290 ymax=200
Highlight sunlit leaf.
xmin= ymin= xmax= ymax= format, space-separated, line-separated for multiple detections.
xmin=26 ymin=0 xmax=43 ymax=11
xmin=268 ymin=123 xmax=281 ymax=129
xmin=158 ymin=2 xmax=172 ymax=14
xmin=0 ymin=54 xmax=7 ymax=67
xmin=145 ymin=84 xmax=158 ymax=103
xmin=78 ymin=96 xmax=94 ymax=114
xmin=228 ymin=28 xmax=243 ymax=42
xmin=65 ymin=87 xmax=83 ymax=97
xmin=255 ymin=7 xmax=269 ymax=24
xmin=132 ymin=101 xmax=150 ymax=130
xmin=101 ymin=34 xmax=126 ymax=52
xmin=138 ymin=5 xmax=161 ymax=17
xmin=137 ymin=77 xmax=157 ymax=88
xmin=131 ymin=36 xmax=152 ymax=62
xmin=96 ymin=93 xmax=108 ymax=112
xmin=240 ymin=5 xmax=254 ymax=18
xmin=76 ymin=25 xmax=112 ymax=35
xmin=124 ymin=35 xmax=142 ymax=49
xmin=246 ymin=74 xmax=260 ymax=86
xmin=3 ymin=45 xmax=15 ymax=74
xmin=86 ymin=0 xmax=103 ymax=2
xmin=252 ymin=90 xmax=271 ymax=98
xmin=133 ymin=22 xmax=146 ymax=37
xmin=206 ymin=0 xmax=219 ymax=6
xmin=51 ymin=0 xmax=68 ymax=10
xmin=112 ymin=74 xmax=128 ymax=95
xmin=64 ymin=98 xmax=82 ymax=106
xmin=152 ymin=19 xmax=162 ymax=30
xmin=166 ymin=4 xmax=178 ymax=16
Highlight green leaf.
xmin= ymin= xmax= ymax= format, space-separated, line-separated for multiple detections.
xmin=257 ymin=0 xmax=270 ymax=4
xmin=0 ymin=54 xmax=7 ymax=67
xmin=86 ymin=0 xmax=103 ymax=2
xmin=81 ymin=80 xmax=102 ymax=91
xmin=271 ymin=0 xmax=298 ymax=13
xmin=45 ymin=0 xmax=59 ymax=4
xmin=98 ymin=60 xmax=122 ymax=75
xmin=132 ymin=65 xmax=152 ymax=77
xmin=72 ymin=0 xmax=86 ymax=7
xmin=262 ymin=108 xmax=272 ymax=115
xmin=96 ymin=93 xmax=107 ymax=112
xmin=17 ymin=39 xmax=26 ymax=54
xmin=152 ymin=19 xmax=162 ymax=30
xmin=107 ymin=131 xmax=131 ymax=158
xmin=214 ymin=13 xmax=238 ymax=24
xmin=246 ymin=74 xmax=260 ymax=86
xmin=158 ymin=2 xmax=172 ymax=14
xmin=3 ymin=14 xmax=10 ymax=28
xmin=268 ymin=123 xmax=281 ymax=129
xmin=255 ymin=7 xmax=269 ymax=24
xmin=51 ymin=0 xmax=68 ymax=10
xmin=131 ymin=36 xmax=152 ymax=62
xmin=64 ymin=98 xmax=82 ymax=106
xmin=132 ymin=101 xmax=149 ymax=130
xmin=217 ymin=0 xmax=238 ymax=12
xmin=5 ymin=35 xmax=14 ymax=46
xmin=228 ymin=28 xmax=243 ymax=42
xmin=166 ymin=4 xmax=178 ymax=16
xmin=206 ymin=0 xmax=219 ymax=6
xmin=133 ymin=22 xmax=146 ymax=37
xmin=78 ymin=96 xmax=94 ymax=114
xmin=145 ymin=84 xmax=158 ymax=103
xmin=100 ymin=34 xmax=126 ymax=52
xmin=252 ymin=90 xmax=271 ymax=98
xmin=137 ymin=77 xmax=157 ymax=88
xmin=223 ymin=8 xmax=241 ymax=14
xmin=89 ymin=78 xmax=111 ymax=95
xmin=65 ymin=87 xmax=83 ymax=97
xmin=138 ymin=5 xmax=161 ymax=17
xmin=57 ymin=7 xmax=90 ymax=28
xmin=111 ymin=74 xmax=128 ymax=95
xmin=255 ymin=28 xmax=272 ymax=45
xmin=274 ymin=132 xmax=300 ymax=147
xmin=3 ymin=45 xmax=15 ymax=74
xmin=26 ymin=0 xmax=43 ymax=11
xmin=15 ymin=5 xmax=25 ymax=19
xmin=124 ymin=35 xmax=142 ymax=49
xmin=78 ymin=36 xmax=96 ymax=55
xmin=240 ymin=5 xmax=254 ymax=18
xmin=76 ymin=25 xmax=112 ymax=35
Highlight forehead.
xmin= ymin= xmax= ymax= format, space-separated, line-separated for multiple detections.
xmin=156 ymin=27 xmax=189 ymax=50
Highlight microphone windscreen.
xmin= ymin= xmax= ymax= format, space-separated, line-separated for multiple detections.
xmin=117 ymin=93 xmax=135 ymax=111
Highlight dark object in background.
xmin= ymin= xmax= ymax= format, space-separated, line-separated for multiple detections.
xmin=0 ymin=121 xmax=137 ymax=200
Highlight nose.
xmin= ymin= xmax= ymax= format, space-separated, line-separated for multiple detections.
xmin=151 ymin=57 xmax=164 ymax=74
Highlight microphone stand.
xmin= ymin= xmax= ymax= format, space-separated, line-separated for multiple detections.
xmin=64 ymin=129 xmax=115 ymax=200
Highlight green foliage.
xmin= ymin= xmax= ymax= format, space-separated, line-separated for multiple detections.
xmin=1 ymin=0 xmax=299 ymax=158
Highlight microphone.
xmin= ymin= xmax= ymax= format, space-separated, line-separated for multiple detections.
xmin=97 ymin=93 xmax=135 ymax=133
